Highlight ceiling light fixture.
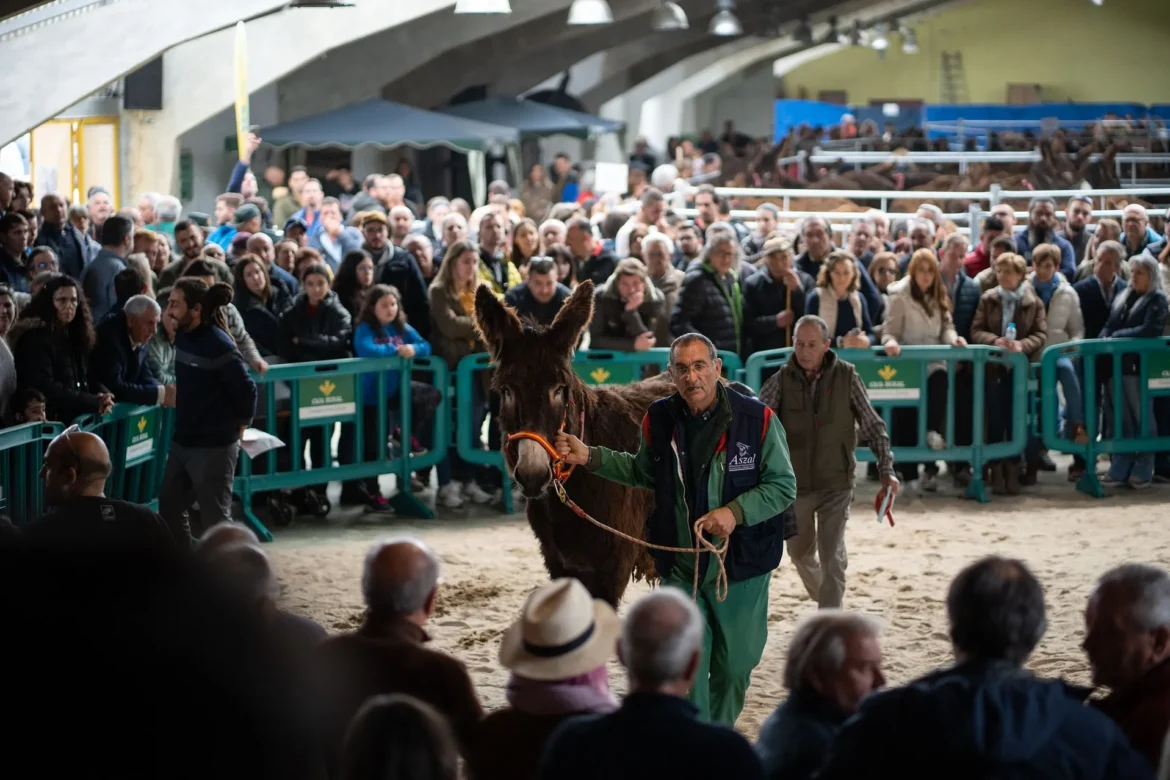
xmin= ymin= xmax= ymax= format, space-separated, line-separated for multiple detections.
xmin=453 ymin=0 xmax=511 ymax=13
xmin=651 ymin=1 xmax=689 ymax=30
xmin=709 ymin=0 xmax=742 ymax=36
xmin=901 ymin=26 xmax=919 ymax=54
xmin=567 ymin=0 xmax=613 ymax=25
xmin=871 ymin=23 xmax=889 ymax=51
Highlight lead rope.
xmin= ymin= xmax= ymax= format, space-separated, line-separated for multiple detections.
xmin=506 ymin=415 xmax=729 ymax=602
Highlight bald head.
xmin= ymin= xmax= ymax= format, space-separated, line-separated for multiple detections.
xmin=362 ymin=538 xmax=441 ymax=619
xmin=42 ymin=429 xmax=112 ymax=502
xmin=195 ymin=521 xmax=260 ymax=558
xmin=246 ymin=233 xmax=274 ymax=264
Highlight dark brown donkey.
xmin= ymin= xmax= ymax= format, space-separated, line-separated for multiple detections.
xmin=474 ymin=281 xmax=674 ymax=605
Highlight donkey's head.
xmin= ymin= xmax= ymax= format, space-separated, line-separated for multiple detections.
xmin=474 ymin=281 xmax=595 ymax=498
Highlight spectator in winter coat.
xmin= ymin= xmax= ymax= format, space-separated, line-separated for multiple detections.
xmin=816 ymin=556 xmax=1154 ymax=780
xmin=938 ymin=233 xmax=981 ymax=341
xmin=670 ymin=229 xmax=745 ymax=355
xmin=744 ymin=237 xmax=811 ymax=358
xmin=309 ymin=197 xmax=363 ymax=271
xmin=36 ymin=194 xmax=95 ymax=280
xmin=896 ymin=219 xmax=936 ymax=276
xmin=353 ymin=284 xmax=459 ymax=509
xmin=642 ymin=234 xmax=685 ymax=347
xmin=158 ymin=220 xmax=232 ymax=290
xmin=1076 ymin=219 xmax=1128 ymax=282
xmin=566 ymin=217 xmax=617 ymax=289
xmin=590 ymin=258 xmax=667 ymax=352
xmin=756 ymin=612 xmax=885 ymax=780
xmin=1014 ymin=197 xmax=1076 ymax=280
xmin=614 ymin=188 xmax=666 ymax=260
xmin=1098 ymin=253 xmax=1168 ymax=489
xmin=177 ymin=260 xmax=267 ymax=374
xmin=969 ymin=253 xmax=1047 ymax=495
xmin=672 ymin=221 xmax=703 ymax=271
xmin=332 ymin=249 xmax=377 ymax=321
xmin=506 ymin=257 xmax=571 ymax=328
xmin=1121 ymin=204 xmax=1161 ymax=259
xmin=89 ymin=294 xmax=169 ymax=407
xmin=363 ymin=211 xmax=430 ymax=340
xmin=741 ymin=204 xmax=780 ymax=266
xmin=806 ymin=251 xmax=875 ymax=349
xmin=10 ymin=276 xmax=114 ymax=422
xmin=1074 ymin=241 xmax=1127 ymax=340
xmin=478 ymin=212 xmax=523 ymax=295
xmin=1060 ymin=194 xmax=1094 ymax=265
xmin=846 ymin=218 xmax=876 ymax=270
xmin=0 ymin=212 xmax=30 ymax=293
xmin=81 ymin=214 xmax=134 ymax=323
xmin=232 ymin=255 xmax=285 ymax=358
xmin=963 ymin=215 xmax=1006 ymax=278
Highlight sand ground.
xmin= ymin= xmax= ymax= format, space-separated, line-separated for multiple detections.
xmin=268 ymin=458 xmax=1170 ymax=736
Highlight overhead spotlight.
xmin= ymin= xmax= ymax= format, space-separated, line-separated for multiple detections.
xmin=567 ymin=0 xmax=613 ymax=25
xmin=792 ymin=16 xmax=814 ymax=45
xmin=709 ymin=1 xmax=743 ymax=36
xmin=651 ymin=1 xmax=689 ymax=30
xmin=901 ymin=26 xmax=919 ymax=54
xmin=870 ymin=23 xmax=889 ymax=51
xmin=453 ymin=0 xmax=511 ymax=12
xmin=1090 ymin=0 xmax=1103 ymax=5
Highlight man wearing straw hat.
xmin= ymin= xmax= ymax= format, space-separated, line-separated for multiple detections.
xmin=556 ymin=333 xmax=796 ymax=725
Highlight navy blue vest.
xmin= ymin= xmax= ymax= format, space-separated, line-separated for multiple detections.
xmin=645 ymin=386 xmax=791 ymax=582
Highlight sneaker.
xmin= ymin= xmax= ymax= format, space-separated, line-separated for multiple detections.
xmin=1127 ymin=477 xmax=1152 ymax=490
xmin=1037 ymin=451 xmax=1057 ymax=472
xmin=1098 ymin=474 xmax=1124 ymax=488
xmin=1067 ymin=464 xmax=1085 ymax=482
xmin=951 ymin=468 xmax=972 ymax=488
xmin=437 ymin=482 xmax=466 ymax=508
xmin=926 ymin=431 xmax=946 ymax=451
xmin=920 ymin=473 xmax=939 ymax=493
xmin=409 ymin=436 xmax=428 ymax=456
xmin=410 ymin=475 xmax=428 ymax=493
xmin=906 ymin=478 xmax=922 ymax=496
xmin=462 ymin=482 xmax=494 ymax=504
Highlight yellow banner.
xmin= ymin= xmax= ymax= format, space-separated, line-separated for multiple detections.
xmin=234 ymin=21 xmax=250 ymax=161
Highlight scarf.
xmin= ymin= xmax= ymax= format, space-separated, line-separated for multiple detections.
xmin=702 ymin=262 xmax=743 ymax=353
xmin=506 ymin=667 xmax=618 ymax=717
xmin=458 ymin=287 xmax=478 ymax=348
xmin=998 ymin=285 xmax=1024 ymax=336
xmin=818 ymin=288 xmax=863 ymax=343
xmin=1032 ymin=276 xmax=1059 ymax=308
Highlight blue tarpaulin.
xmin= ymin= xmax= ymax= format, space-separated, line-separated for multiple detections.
xmin=923 ymin=103 xmax=1158 ymax=139
xmin=772 ymin=100 xmax=922 ymax=143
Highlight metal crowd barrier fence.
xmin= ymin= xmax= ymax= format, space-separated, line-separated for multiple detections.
xmin=234 ymin=356 xmax=449 ymax=540
xmin=0 ymin=420 xmax=62 ymax=524
xmin=1039 ymin=337 xmax=1170 ymax=498
xmin=72 ymin=402 xmax=175 ymax=509
xmin=744 ymin=345 xmax=1031 ymax=503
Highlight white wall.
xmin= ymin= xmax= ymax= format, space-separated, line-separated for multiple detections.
xmin=690 ymin=59 xmax=778 ymax=138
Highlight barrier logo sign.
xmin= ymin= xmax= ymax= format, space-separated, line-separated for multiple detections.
xmin=126 ymin=410 xmax=156 ymax=462
xmin=298 ymin=376 xmax=356 ymax=420
xmin=857 ymin=361 xmax=921 ymax=400
xmin=574 ymin=362 xmax=635 ymax=386
xmin=1148 ymin=352 xmax=1170 ymax=391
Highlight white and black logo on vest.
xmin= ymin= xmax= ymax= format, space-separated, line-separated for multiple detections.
xmin=728 ymin=441 xmax=756 ymax=473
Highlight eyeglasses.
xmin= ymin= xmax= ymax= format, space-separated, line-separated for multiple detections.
xmin=528 ymin=257 xmax=555 ymax=274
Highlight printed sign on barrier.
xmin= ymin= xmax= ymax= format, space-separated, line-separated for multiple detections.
xmin=1147 ymin=352 xmax=1170 ymax=391
xmin=126 ymin=410 xmax=157 ymax=462
xmin=574 ymin=362 xmax=636 ymax=386
xmin=298 ymin=375 xmax=356 ymax=420
xmin=857 ymin=360 xmax=922 ymax=400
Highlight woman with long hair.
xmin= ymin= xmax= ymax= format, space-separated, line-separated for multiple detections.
xmin=806 ymin=251 xmax=875 ymax=348
xmin=341 ymin=695 xmax=457 ymax=780
xmin=429 ymin=240 xmax=493 ymax=504
xmin=353 ymin=284 xmax=461 ymax=509
xmin=881 ymin=248 xmax=966 ymax=493
xmin=547 ymin=243 xmax=577 ymax=288
xmin=9 ymin=275 xmax=113 ymax=421
xmin=333 ymin=249 xmax=377 ymax=320
xmin=510 ymin=218 xmax=540 ymax=279
xmin=232 ymin=254 xmax=283 ymax=357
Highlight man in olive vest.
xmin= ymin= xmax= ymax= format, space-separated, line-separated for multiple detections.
xmin=556 ymin=332 xmax=797 ymax=726
xmin=759 ymin=315 xmax=898 ymax=610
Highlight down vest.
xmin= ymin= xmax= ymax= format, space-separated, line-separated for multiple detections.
xmin=671 ymin=263 xmax=743 ymax=354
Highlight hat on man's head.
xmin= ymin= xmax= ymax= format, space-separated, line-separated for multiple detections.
xmin=234 ymin=203 xmax=261 ymax=225
xmin=498 ymin=578 xmax=620 ymax=681
xmin=359 ymin=210 xmax=389 ymax=228
xmin=282 ymin=216 xmax=308 ymax=234
xmin=763 ymin=236 xmax=794 ymax=257
xmin=187 ymin=212 xmax=212 ymax=228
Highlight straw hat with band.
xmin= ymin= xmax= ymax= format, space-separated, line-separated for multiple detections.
xmin=498 ymin=578 xmax=620 ymax=681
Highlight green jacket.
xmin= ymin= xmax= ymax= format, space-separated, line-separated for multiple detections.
xmin=586 ymin=390 xmax=796 ymax=584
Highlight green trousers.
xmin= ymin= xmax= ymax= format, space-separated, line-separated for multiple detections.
xmin=663 ymin=570 xmax=771 ymax=726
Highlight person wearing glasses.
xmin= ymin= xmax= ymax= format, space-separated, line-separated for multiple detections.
xmin=504 ymin=256 xmax=571 ymax=327
xmin=22 ymin=426 xmax=173 ymax=548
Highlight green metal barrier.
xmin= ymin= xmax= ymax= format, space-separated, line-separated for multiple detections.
xmin=234 ymin=355 xmax=450 ymax=540
xmin=454 ymin=353 xmax=514 ymax=515
xmin=745 ymin=345 xmax=1031 ymax=502
xmin=1039 ymin=337 xmax=1170 ymax=497
xmin=73 ymin=403 xmax=174 ymax=510
xmin=0 ymin=420 xmax=63 ymax=524
xmin=573 ymin=348 xmax=744 ymax=384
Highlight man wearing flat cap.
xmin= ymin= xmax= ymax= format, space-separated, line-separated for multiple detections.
xmin=743 ymin=236 xmax=813 ymax=363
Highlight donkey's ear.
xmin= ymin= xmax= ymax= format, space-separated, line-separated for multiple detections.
xmin=548 ymin=279 xmax=595 ymax=355
xmin=474 ymin=285 xmax=522 ymax=359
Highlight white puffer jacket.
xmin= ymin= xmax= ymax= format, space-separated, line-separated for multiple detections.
xmin=1027 ymin=273 xmax=1084 ymax=346
xmin=881 ymin=277 xmax=959 ymax=375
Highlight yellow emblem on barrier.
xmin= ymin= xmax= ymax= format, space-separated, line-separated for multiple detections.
xmin=878 ymin=365 xmax=897 ymax=381
xmin=137 ymin=416 xmax=148 ymax=434
xmin=590 ymin=367 xmax=611 ymax=383
xmin=319 ymin=380 xmax=337 ymax=396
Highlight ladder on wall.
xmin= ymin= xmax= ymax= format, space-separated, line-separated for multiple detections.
xmin=940 ymin=51 xmax=969 ymax=104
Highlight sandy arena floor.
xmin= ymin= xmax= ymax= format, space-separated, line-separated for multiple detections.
xmin=267 ymin=459 xmax=1170 ymax=736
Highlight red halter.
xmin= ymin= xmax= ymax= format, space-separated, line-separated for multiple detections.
xmin=504 ymin=399 xmax=584 ymax=484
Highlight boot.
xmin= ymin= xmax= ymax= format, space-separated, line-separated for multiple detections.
xmin=1020 ymin=460 xmax=1039 ymax=487
xmin=989 ymin=462 xmax=1007 ymax=495
xmin=1037 ymin=449 xmax=1056 ymax=472
xmin=1071 ymin=423 xmax=1089 ymax=445
xmin=1005 ymin=461 xmax=1022 ymax=495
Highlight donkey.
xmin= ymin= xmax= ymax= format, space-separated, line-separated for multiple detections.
xmin=473 ymin=281 xmax=674 ymax=606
